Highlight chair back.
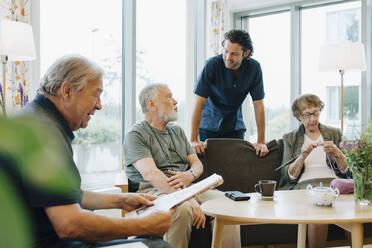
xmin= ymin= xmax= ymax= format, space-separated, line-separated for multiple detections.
xmin=199 ymin=138 xmax=283 ymax=193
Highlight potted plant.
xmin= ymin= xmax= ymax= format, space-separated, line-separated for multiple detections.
xmin=340 ymin=124 xmax=372 ymax=206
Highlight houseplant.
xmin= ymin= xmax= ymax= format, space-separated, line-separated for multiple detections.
xmin=340 ymin=124 xmax=372 ymax=206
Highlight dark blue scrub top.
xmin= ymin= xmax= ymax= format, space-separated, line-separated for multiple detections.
xmin=194 ymin=54 xmax=265 ymax=134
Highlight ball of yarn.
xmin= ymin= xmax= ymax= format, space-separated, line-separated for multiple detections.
xmin=330 ymin=179 xmax=354 ymax=194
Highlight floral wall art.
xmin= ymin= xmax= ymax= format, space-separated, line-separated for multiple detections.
xmin=1 ymin=0 xmax=32 ymax=115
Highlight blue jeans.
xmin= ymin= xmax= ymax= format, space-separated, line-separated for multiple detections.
xmin=199 ymin=129 xmax=245 ymax=142
xmin=54 ymin=236 xmax=172 ymax=248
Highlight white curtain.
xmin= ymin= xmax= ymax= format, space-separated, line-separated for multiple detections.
xmin=208 ymin=0 xmax=229 ymax=57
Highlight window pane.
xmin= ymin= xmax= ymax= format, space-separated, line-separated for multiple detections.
xmin=245 ymin=12 xmax=291 ymax=141
xmin=40 ymin=0 xmax=122 ymax=190
xmin=301 ymin=2 xmax=361 ymax=139
xmin=136 ymin=0 xmax=186 ymax=129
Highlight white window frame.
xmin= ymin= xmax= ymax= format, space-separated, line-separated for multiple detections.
xmin=29 ymin=0 xmax=372 ymax=146
xmin=123 ymin=0 xmax=201 ymax=138
xmin=32 ymin=0 xmax=198 ymax=136
xmin=31 ymin=0 xmax=199 ymax=188
xmin=233 ymin=0 xmax=372 ymax=132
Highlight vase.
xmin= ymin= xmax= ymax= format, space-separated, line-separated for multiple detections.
xmin=352 ymin=167 xmax=372 ymax=206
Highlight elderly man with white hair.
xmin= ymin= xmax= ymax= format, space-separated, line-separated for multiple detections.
xmin=15 ymin=55 xmax=173 ymax=248
xmin=124 ymin=83 xmax=241 ymax=248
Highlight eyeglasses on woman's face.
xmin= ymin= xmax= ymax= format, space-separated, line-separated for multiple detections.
xmin=301 ymin=109 xmax=320 ymax=120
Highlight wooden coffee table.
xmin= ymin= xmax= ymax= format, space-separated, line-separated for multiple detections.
xmin=200 ymin=190 xmax=372 ymax=248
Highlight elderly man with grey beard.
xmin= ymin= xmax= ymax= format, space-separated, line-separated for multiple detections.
xmin=124 ymin=84 xmax=241 ymax=248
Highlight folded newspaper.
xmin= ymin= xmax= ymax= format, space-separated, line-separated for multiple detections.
xmin=126 ymin=173 xmax=223 ymax=218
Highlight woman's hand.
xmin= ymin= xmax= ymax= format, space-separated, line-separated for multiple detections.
xmin=322 ymin=141 xmax=347 ymax=171
xmin=289 ymin=142 xmax=318 ymax=179
xmin=300 ymin=143 xmax=317 ymax=160
xmin=322 ymin=141 xmax=340 ymax=156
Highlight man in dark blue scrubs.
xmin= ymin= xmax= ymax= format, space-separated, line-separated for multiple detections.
xmin=191 ymin=29 xmax=269 ymax=157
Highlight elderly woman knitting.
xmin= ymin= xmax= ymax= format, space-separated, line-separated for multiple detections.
xmin=278 ymin=94 xmax=351 ymax=248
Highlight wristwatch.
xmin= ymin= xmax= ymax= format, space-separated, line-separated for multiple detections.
xmin=189 ymin=169 xmax=197 ymax=179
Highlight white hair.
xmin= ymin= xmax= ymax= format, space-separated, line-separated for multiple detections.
xmin=38 ymin=55 xmax=103 ymax=96
xmin=138 ymin=83 xmax=168 ymax=113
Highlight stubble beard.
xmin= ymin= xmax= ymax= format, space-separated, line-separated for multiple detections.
xmin=224 ymin=59 xmax=239 ymax=70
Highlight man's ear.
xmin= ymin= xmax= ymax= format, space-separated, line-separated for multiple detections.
xmin=243 ymin=49 xmax=251 ymax=58
xmin=146 ymin=98 xmax=156 ymax=111
xmin=60 ymin=81 xmax=73 ymax=100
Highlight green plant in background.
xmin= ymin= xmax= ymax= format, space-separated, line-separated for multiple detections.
xmin=73 ymin=117 xmax=121 ymax=146
xmin=344 ymin=86 xmax=359 ymax=119
xmin=247 ymin=106 xmax=290 ymax=142
xmin=340 ymin=123 xmax=372 ymax=205
xmin=0 ymin=117 xmax=79 ymax=247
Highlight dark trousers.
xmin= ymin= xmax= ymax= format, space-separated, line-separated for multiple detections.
xmin=199 ymin=129 xmax=245 ymax=142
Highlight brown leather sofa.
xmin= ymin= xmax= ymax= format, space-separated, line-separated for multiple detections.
xmin=197 ymin=138 xmax=372 ymax=247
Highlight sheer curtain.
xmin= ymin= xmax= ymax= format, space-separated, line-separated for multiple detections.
xmin=207 ymin=0 xmax=229 ymax=57
xmin=1 ymin=0 xmax=32 ymax=114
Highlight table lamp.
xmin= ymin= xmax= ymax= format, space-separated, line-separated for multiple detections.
xmin=319 ymin=42 xmax=366 ymax=131
xmin=0 ymin=20 xmax=36 ymax=116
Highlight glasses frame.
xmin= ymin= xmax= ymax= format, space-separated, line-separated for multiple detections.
xmin=301 ymin=109 xmax=321 ymax=120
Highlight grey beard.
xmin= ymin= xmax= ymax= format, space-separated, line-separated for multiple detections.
xmin=163 ymin=111 xmax=178 ymax=123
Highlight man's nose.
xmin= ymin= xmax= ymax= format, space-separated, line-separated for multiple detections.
xmin=96 ymin=98 xmax=102 ymax=110
xmin=173 ymin=98 xmax=178 ymax=105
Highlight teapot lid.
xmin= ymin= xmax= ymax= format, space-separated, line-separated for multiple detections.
xmin=307 ymin=182 xmax=335 ymax=192
xmin=311 ymin=186 xmax=334 ymax=192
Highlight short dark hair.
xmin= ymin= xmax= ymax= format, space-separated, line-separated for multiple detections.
xmin=221 ymin=29 xmax=254 ymax=57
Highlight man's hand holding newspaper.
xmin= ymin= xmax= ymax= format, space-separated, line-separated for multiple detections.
xmin=126 ymin=174 xmax=223 ymax=218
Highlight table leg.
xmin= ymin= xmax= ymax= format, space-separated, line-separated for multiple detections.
xmin=297 ymin=224 xmax=307 ymax=248
xmin=212 ymin=218 xmax=224 ymax=248
xmin=351 ymin=223 xmax=363 ymax=248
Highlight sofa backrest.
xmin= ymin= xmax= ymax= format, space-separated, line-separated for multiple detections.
xmin=198 ymin=138 xmax=284 ymax=193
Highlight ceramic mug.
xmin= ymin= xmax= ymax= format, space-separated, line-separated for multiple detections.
xmin=255 ymin=180 xmax=276 ymax=197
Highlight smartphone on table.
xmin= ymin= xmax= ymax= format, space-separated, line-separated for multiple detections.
xmin=225 ymin=191 xmax=251 ymax=201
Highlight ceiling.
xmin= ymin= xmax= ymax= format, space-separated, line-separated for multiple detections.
xmin=229 ymin=0 xmax=318 ymax=12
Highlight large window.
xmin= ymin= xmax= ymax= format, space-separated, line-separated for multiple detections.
xmin=244 ymin=12 xmax=291 ymax=142
xmin=40 ymin=0 xmax=122 ymax=190
xmin=301 ymin=1 xmax=362 ymax=139
xmin=135 ymin=0 xmax=186 ymax=129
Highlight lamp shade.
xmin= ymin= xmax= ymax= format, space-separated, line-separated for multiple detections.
xmin=319 ymin=42 xmax=366 ymax=71
xmin=0 ymin=20 xmax=36 ymax=61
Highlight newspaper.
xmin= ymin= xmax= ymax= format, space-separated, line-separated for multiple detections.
xmin=126 ymin=173 xmax=223 ymax=218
